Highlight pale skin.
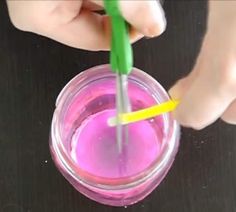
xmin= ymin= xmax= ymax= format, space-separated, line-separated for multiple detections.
xmin=7 ymin=1 xmax=236 ymax=129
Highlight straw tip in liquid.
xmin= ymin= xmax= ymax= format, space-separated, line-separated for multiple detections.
xmin=107 ymin=117 xmax=116 ymax=127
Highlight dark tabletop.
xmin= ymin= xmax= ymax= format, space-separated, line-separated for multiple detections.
xmin=1 ymin=1 xmax=236 ymax=212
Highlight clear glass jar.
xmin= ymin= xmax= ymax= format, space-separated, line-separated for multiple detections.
xmin=50 ymin=64 xmax=180 ymax=206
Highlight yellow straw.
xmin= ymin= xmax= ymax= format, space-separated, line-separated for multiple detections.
xmin=108 ymin=100 xmax=179 ymax=127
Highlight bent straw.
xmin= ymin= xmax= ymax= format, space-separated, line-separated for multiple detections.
xmin=108 ymin=100 xmax=179 ymax=127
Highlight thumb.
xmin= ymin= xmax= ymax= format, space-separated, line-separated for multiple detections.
xmin=169 ymin=67 xmax=199 ymax=100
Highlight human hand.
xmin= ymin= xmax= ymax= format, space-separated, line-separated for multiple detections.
xmin=169 ymin=1 xmax=236 ymax=129
xmin=7 ymin=0 xmax=166 ymax=50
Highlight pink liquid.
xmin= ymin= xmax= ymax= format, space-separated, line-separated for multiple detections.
xmin=51 ymin=67 xmax=180 ymax=206
xmin=71 ymin=109 xmax=161 ymax=178
xmin=63 ymin=79 xmax=165 ymax=179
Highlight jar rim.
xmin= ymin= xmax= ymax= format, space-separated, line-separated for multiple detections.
xmin=51 ymin=64 xmax=180 ymax=190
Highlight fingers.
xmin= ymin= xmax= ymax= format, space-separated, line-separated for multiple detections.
xmin=171 ymin=69 xmax=235 ymax=129
xmin=221 ymin=100 xmax=236 ymax=124
xmin=46 ymin=10 xmax=143 ymax=50
xmin=7 ymin=0 xmax=144 ymax=50
xmin=7 ymin=1 xmax=106 ymax=50
xmin=119 ymin=0 xmax=166 ymax=37
xmin=82 ymin=1 xmax=103 ymax=11
xmin=92 ymin=0 xmax=166 ymax=37
xmin=168 ymin=20 xmax=236 ymax=129
xmin=169 ymin=66 xmax=200 ymax=100
xmin=7 ymin=1 xmax=83 ymax=31
xmin=169 ymin=51 xmax=236 ymax=129
xmin=48 ymin=11 xmax=110 ymax=50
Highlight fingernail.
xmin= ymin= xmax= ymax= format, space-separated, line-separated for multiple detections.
xmin=144 ymin=25 xmax=161 ymax=37
xmin=145 ymin=17 xmax=166 ymax=37
xmin=145 ymin=19 xmax=166 ymax=37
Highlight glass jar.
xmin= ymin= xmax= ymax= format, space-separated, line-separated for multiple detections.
xmin=50 ymin=64 xmax=180 ymax=206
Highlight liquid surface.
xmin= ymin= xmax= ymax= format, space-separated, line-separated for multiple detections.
xmin=62 ymin=79 xmax=165 ymax=179
xmin=70 ymin=109 xmax=162 ymax=178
